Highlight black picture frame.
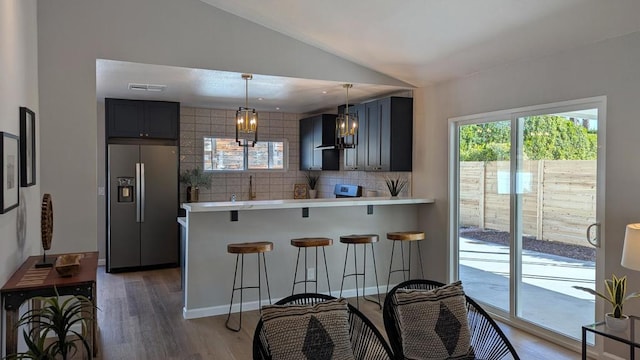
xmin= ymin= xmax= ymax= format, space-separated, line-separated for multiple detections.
xmin=1 ymin=132 xmax=20 ymax=214
xmin=20 ymin=106 xmax=36 ymax=187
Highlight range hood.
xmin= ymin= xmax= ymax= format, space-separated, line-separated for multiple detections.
xmin=315 ymin=139 xmax=355 ymax=150
xmin=315 ymin=143 xmax=337 ymax=150
xmin=315 ymin=144 xmax=355 ymax=150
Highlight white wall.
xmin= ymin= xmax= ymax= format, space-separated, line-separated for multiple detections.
xmin=0 ymin=0 xmax=40 ymax=286
xmin=413 ymin=30 xmax=640 ymax=351
xmin=37 ymin=0 xmax=411 ymax=256
xmin=0 ymin=0 xmax=40 ymax=353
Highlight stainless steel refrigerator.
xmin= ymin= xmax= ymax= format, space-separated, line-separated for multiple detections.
xmin=107 ymin=144 xmax=178 ymax=272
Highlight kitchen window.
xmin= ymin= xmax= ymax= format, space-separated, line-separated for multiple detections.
xmin=203 ymin=137 xmax=287 ymax=171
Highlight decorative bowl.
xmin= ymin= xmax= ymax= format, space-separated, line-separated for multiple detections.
xmin=54 ymin=253 xmax=84 ymax=277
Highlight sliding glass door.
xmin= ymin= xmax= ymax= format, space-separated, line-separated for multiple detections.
xmin=457 ymin=120 xmax=512 ymax=312
xmin=451 ymin=98 xmax=605 ymax=342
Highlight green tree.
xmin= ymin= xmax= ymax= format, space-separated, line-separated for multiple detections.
xmin=523 ymin=115 xmax=597 ymax=160
xmin=459 ymin=116 xmax=597 ymax=161
xmin=459 ymin=122 xmax=510 ymax=161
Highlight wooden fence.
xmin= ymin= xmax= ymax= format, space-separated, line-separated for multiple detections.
xmin=460 ymin=160 xmax=596 ymax=246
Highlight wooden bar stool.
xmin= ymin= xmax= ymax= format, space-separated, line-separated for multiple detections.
xmin=339 ymin=234 xmax=382 ymax=309
xmin=290 ymin=237 xmax=333 ymax=295
xmin=225 ymin=241 xmax=273 ymax=332
xmin=386 ymin=231 xmax=425 ymax=293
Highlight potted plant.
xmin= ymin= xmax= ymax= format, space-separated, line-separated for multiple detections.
xmin=179 ymin=167 xmax=213 ymax=202
xmin=305 ymin=172 xmax=319 ymax=199
xmin=385 ymin=176 xmax=408 ymax=197
xmin=574 ymin=274 xmax=640 ymax=331
xmin=5 ymin=291 xmax=94 ymax=360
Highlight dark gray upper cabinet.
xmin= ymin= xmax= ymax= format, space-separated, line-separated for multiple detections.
xmin=299 ymin=114 xmax=339 ymax=171
xmin=362 ymin=97 xmax=413 ymax=172
xmin=106 ymin=98 xmax=179 ymax=140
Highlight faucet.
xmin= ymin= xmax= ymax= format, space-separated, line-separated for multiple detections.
xmin=249 ymin=175 xmax=256 ymax=200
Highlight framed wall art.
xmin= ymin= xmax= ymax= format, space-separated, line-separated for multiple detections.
xmin=20 ymin=106 xmax=36 ymax=187
xmin=1 ymin=132 xmax=20 ymax=213
xmin=293 ymin=183 xmax=308 ymax=199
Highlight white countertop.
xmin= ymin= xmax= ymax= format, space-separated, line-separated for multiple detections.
xmin=181 ymin=197 xmax=434 ymax=213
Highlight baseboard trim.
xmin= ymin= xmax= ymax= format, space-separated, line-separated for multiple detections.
xmin=182 ymin=284 xmax=395 ymax=319
xmin=602 ymin=352 xmax=626 ymax=360
xmin=98 ymin=258 xmax=106 ymax=266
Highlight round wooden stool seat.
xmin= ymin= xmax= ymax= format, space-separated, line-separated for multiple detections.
xmin=291 ymin=237 xmax=333 ymax=247
xmin=387 ymin=231 xmax=425 ymax=241
xmin=340 ymin=234 xmax=379 ymax=244
xmin=227 ymin=241 xmax=274 ymax=254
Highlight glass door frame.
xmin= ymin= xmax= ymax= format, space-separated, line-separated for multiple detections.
xmin=448 ymin=96 xmax=607 ymax=352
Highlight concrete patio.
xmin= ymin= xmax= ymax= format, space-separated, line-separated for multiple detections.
xmin=459 ymin=237 xmax=595 ymax=340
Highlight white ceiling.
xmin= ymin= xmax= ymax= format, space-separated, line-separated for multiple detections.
xmin=96 ymin=60 xmax=410 ymax=114
xmin=97 ymin=0 xmax=640 ymax=114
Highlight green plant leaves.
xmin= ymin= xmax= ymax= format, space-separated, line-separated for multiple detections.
xmin=179 ymin=167 xmax=213 ymax=189
xmin=385 ymin=177 xmax=407 ymax=196
xmin=574 ymin=274 xmax=640 ymax=318
xmin=305 ymin=172 xmax=319 ymax=190
xmin=7 ymin=291 xmax=95 ymax=360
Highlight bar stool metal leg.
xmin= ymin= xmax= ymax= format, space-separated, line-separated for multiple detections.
xmin=386 ymin=240 xmax=397 ymax=294
xmin=322 ymin=247 xmax=331 ymax=296
xmin=304 ymin=248 xmax=318 ymax=293
xmin=417 ymin=241 xmax=425 ymax=278
xmin=293 ymin=246 xmax=330 ymax=295
xmin=363 ymin=243 xmax=382 ymax=309
xmin=339 ymin=244 xmax=350 ymax=298
xmin=258 ymin=253 xmax=262 ymax=311
xmin=406 ymin=241 xmax=411 ymax=280
xmin=292 ymin=248 xmax=302 ymax=295
xmin=353 ymin=244 xmax=360 ymax=309
xmin=387 ymin=241 xmax=409 ymax=293
xmin=262 ymin=252 xmax=272 ymax=305
xmin=387 ymin=240 xmax=424 ymax=293
xmin=314 ymin=247 xmax=318 ymax=293
xmin=226 ymin=250 xmax=272 ymax=332
xmin=340 ymin=243 xmax=362 ymax=308
xmin=340 ymin=242 xmax=381 ymax=309
xmin=225 ymin=253 xmax=243 ymax=332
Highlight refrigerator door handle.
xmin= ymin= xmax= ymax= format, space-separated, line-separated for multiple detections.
xmin=136 ymin=163 xmax=141 ymax=223
xmin=140 ymin=162 xmax=145 ymax=223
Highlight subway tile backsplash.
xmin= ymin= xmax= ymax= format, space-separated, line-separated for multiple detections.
xmin=179 ymin=106 xmax=411 ymax=203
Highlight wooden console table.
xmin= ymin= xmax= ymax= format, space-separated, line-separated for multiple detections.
xmin=1 ymin=251 xmax=98 ymax=359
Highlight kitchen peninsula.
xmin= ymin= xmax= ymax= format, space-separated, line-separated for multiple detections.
xmin=180 ymin=196 xmax=433 ymax=319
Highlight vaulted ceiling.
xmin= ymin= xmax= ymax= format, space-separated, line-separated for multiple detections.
xmin=200 ymin=0 xmax=640 ymax=86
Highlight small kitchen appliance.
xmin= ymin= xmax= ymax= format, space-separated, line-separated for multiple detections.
xmin=334 ymin=184 xmax=362 ymax=198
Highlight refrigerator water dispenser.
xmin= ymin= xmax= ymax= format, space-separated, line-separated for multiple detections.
xmin=117 ymin=177 xmax=135 ymax=203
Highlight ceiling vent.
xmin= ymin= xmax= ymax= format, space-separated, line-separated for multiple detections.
xmin=128 ymin=83 xmax=166 ymax=92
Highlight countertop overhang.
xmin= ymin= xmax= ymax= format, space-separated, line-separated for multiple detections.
xmin=182 ymin=197 xmax=434 ymax=213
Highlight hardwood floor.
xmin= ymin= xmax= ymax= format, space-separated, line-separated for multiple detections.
xmin=95 ymin=267 xmax=580 ymax=359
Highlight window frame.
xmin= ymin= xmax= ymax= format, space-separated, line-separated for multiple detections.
xmin=203 ymin=136 xmax=288 ymax=172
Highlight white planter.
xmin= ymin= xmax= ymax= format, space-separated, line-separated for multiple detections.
xmin=605 ymin=313 xmax=629 ymax=332
xmin=308 ymin=189 xmax=317 ymax=199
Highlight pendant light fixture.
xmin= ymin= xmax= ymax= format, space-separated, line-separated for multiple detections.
xmin=335 ymin=84 xmax=358 ymax=149
xmin=236 ymin=74 xmax=258 ymax=147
